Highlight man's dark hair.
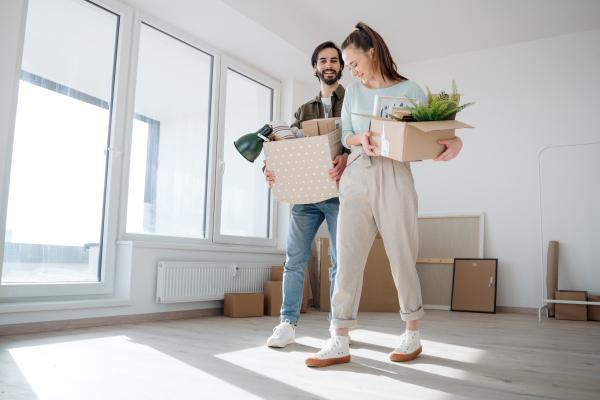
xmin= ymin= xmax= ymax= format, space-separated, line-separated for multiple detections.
xmin=311 ymin=41 xmax=344 ymax=81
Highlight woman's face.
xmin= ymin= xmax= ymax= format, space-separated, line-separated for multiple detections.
xmin=342 ymin=46 xmax=374 ymax=84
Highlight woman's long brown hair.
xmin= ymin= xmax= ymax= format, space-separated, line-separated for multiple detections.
xmin=341 ymin=22 xmax=408 ymax=83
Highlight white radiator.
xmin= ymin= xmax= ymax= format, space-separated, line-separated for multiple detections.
xmin=156 ymin=262 xmax=272 ymax=303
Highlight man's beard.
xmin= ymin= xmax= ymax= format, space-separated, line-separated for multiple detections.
xmin=318 ymin=69 xmax=341 ymax=85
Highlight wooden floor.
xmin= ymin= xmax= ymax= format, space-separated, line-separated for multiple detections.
xmin=1 ymin=308 xmax=599 ymax=400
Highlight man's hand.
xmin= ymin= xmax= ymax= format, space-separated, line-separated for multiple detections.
xmin=434 ymin=136 xmax=463 ymax=162
xmin=328 ymin=153 xmax=348 ymax=183
xmin=263 ymin=160 xmax=275 ymax=188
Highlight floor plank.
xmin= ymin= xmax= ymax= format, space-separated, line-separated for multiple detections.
xmin=1 ymin=309 xmax=598 ymax=400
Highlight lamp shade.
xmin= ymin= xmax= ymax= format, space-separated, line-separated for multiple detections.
xmin=233 ymin=124 xmax=272 ymax=162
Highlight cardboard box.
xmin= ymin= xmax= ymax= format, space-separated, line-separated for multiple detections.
xmin=555 ymin=290 xmax=588 ymax=321
xmin=264 ymin=281 xmax=283 ymax=316
xmin=302 ymin=118 xmax=341 ymax=137
xmin=352 ymin=113 xmax=473 ymax=162
xmin=271 ymin=266 xmax=310 ymax=313
xmin=263 ymin=128 xmax=343 ymax=204
xmin=224 ymin=293 xmax=264 ymax=318
xmin=271 ymin=266 xmax=284 ymax=282
xmin=588 ymin=295 xmax=600 ymax=321
xmin=314 ymin=237 xmax=401 ymax=313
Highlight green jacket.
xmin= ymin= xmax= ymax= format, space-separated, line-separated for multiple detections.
xmin=290 ymin=84 xmax=345 ymax=129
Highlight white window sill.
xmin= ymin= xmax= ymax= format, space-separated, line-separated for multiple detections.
xmin=118 ymin=240 xmax=286 ymax=255
xmin=0 ymin=298 xmax=131 ymax=314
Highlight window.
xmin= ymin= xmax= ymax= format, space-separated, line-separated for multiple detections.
xmin=213 ymin=57 xmax=280 ymax=246
xmin=125 ymin=23 xmax=214 ymax=241
xmin=0 ymin=0 xmax=132 ymax=298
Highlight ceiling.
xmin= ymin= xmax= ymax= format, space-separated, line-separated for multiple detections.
xmin=127 ymin=0 xmax=600 ymax=87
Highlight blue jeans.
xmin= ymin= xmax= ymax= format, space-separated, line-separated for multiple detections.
xmin=280 ymin=197 xmax=339 ymax=325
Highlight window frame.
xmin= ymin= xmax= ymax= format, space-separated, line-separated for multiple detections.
xmin=0 ymin=0 xmax=133 ymax=298
xmin=117 ymin=11 xmax=221 ymax=247
xmin=212 ymin=55 xmax=280 ymax=247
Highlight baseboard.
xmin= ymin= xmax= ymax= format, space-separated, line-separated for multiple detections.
xmin=496 ymin=306 xmax=538 ymax=315
xmin=0 ymin=307 xmax=224 ymax=336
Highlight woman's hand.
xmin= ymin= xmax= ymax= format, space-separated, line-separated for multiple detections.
xmin=347 ymin=131 xmax=378 ymax=156
xmin=360 ymin=132 xmax=378 ymax=156
xmin=263 ymin=160 xmax=276 ymax=188
xmin=328 ymin=153 xmax=348 ymax=182
xmin=435 ymin=136 xmax=463 ymax=162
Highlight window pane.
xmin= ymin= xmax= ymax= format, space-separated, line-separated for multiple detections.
xmin=220 ymin=70 xmax=273 ymax=238
xmin=1 ymin=0 xmax=119 ymax=283
xmin=126 ymin=24 xmax=213 ymax=239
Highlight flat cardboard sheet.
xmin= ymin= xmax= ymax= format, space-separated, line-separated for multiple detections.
xmin=451 ymin=259 xmax=497 ymax=313
xmin=264 ymin=128 xmax=343 ymax=204
xmin=315 ymin=238 xmax=401 ymax=313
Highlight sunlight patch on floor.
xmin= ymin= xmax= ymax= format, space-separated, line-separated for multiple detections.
xmin=9 ymin=335 xmax=260 ymax=400
xmin=216 ymin=337 xmax=464 ymax=400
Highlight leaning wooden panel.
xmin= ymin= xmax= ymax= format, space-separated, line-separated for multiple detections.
xmin=418 ymin=215 xmax=481 ymax=259
xmin=416 ymin=263 xmax=454 ymax=307
xmin=416 ymin=213 xmax=484 ymax=309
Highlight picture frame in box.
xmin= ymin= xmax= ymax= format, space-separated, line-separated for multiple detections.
xmin=373 ymin=95 xmax=419 ymax=119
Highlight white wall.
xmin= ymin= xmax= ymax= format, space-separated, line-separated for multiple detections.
xmin=395 ymin=29 xmax=600 ymax=308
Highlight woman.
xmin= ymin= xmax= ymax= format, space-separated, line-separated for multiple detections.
xmin=305 ymin=22 xmax=463 ymax=368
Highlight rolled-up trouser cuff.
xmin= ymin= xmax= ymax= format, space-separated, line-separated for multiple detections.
xmin=400 ymin=307 xmax=425 ymax=321
xmin=280 ymin=314 xmax=299 ymax=325
xmin=330 ymin=318 xmax=358 ymax=329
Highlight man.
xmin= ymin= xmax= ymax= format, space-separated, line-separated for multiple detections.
xmin=263 ymin=41 xmax=348 ymax=347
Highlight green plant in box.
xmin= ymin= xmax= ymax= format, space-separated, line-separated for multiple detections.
xmin=386 ymin=80 xmax=475 ymax=122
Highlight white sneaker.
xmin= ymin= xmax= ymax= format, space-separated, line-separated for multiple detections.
xmin=389 ymin=329 xmax=422 ymax=362
xmin=329 ymin=327 xmax=352 ymax=345
xmin=305 ymin=336 xmax=350 ymax=367
xmin=267 ymin=320 xmax=295 ymax=348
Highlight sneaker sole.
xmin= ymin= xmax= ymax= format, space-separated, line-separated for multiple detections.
xmin=389 ymin=346 xmax=422 ymax=362
xmin=305 ymin=355 xmax=351 ymax=368
xmin=267 ymin=339 xmax=295 ymax=348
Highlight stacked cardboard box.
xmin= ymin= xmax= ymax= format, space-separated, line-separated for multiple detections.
xmin=302 ymin=118 xmax=341 ymax=137
xmin=267 ymin=266 xmax=310 ymax=316
xmin=555 ymin=290 xmax=588 ymax=321
xmin=588 ymin=295 xmax=600 ymax=321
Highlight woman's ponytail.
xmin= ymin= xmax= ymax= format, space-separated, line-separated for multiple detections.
xmin=341 ymin=22 xmax=408 ymax=83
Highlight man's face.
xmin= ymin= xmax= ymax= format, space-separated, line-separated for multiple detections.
xmin=314 ymin=47 xmax=342 ymax=85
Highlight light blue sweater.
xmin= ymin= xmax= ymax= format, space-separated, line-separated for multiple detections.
xmin=341 ymin=80 xmax=427 ymax=149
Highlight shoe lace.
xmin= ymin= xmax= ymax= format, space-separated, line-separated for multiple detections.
xmin=273 ymin=319 xmax=292 ymax=334
xmin=318 ymin=336 xmax=341 ymax=356
xmin=395 ymin=332 xmax=411 ymax=351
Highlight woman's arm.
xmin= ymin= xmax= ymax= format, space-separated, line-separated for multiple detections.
xmin=340 ymin=88 xmax=355 ymax=150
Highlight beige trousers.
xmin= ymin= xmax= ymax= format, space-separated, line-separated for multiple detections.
xmin=330 ymin=146 xmax=424 ymax=329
